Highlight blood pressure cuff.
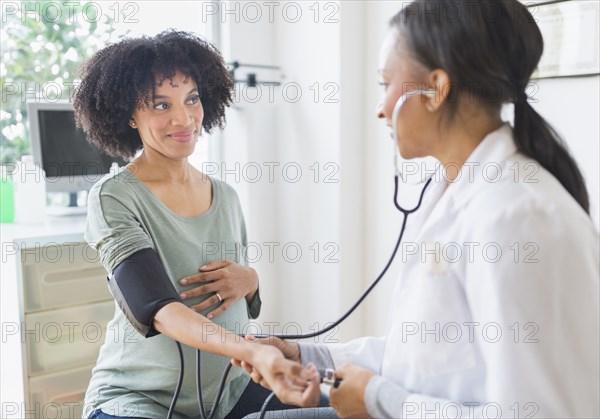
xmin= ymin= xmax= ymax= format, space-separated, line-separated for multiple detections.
xmin=108 ymin=248 xmax=181 ymax=338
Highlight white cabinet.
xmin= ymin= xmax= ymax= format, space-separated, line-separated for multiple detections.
xmin=1 ymin=217 xmax=114 ymax=419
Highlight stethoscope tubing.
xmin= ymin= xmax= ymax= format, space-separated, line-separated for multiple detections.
xmin=168 ymin=90 xmax=435 ymax=419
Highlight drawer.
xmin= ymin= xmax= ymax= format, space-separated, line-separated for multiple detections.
xmin=28 ymin=364 xmax=93 ymax=419
xmin=26 ymin=300 xmax=115 ymax=376
xmin=21 ymin=243 xmax=112 ymax=312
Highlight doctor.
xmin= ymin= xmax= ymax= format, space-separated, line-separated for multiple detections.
xmin=239 ymin=0 xmax=600 ymax=417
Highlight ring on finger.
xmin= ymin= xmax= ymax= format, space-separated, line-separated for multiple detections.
xmin=215 ymin=293 xmax=223 ymax=302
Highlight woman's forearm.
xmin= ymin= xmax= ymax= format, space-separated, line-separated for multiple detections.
xmin=152 ymin=301 xmax=320 ymax=408
xmin=153 ymin=301 xmax=255 ymax=362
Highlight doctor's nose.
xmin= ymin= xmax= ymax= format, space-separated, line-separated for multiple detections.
xmin=375 ymin=99 xmax=385 ymax=119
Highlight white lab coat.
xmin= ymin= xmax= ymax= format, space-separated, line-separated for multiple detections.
xmin=328 ymin=124 xmax=600 ymax=418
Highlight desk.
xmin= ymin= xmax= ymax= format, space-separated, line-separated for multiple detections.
xmin=1 ymin=216 xmax=114 ymax=418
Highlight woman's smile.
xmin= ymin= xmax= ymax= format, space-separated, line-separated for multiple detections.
xmin=168 ymin=129 xmax=196 ymax=143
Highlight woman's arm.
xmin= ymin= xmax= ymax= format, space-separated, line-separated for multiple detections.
xmin=108 ymin=246 xmax=314 ymax=405
xmin=154 ymin=301 xmax=256 ymax=360
xmin=153 ymin=301 xmax=320 ymax=407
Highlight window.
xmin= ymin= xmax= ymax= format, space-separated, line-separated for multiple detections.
xmin=1 ymin=1 xmax=214 ymax=166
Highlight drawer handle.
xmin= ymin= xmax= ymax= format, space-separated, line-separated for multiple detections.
xmin=31 ymin=390 xmax=85 ymax=404
xmin=42 ymin=268 xmax=107 ymax=285
xmin=55 ymin=390 xmax=86 ymax=404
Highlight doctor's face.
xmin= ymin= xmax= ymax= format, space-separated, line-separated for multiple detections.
xmin=376 ymin=30 xmax=435 ymax=159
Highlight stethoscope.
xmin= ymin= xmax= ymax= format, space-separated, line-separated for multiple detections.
xmin=167 ymin=90 xmax=436 ymax=419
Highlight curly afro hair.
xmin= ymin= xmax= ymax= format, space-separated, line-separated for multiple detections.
xmin=73 ymin=30 xmax=234 ymax=159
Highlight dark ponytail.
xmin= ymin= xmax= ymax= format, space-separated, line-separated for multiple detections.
xmin=391 ymin=0 xmax=590 ymax=213
xmin=508 ymin=0 xmax=590 ymax=214
xmin=514 ymin=98 xmax=589 ymax=213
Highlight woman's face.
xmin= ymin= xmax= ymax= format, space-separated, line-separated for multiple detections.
xmin=130 ymin=71 xmax=203 ymax=161
xmin=376 ymin=30 xmax=435 ymax=159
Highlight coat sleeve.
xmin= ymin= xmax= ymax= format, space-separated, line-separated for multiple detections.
xmin=459 ymin=202 xmax=598 ymax=418
xmin=366 ymin=202 xmax=599 ymax=418
xmin=325 ymin=336 xmax=387 ymax=373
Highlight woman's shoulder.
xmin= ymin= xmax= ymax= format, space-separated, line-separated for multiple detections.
xmin=207 ymin=175 xmax=241 ymax=203
xmin=88 ymin=166 xmax=138 ymax=204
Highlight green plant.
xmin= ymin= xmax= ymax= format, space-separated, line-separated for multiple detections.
xmin=1 ymin=0 xmax=118 ymax=165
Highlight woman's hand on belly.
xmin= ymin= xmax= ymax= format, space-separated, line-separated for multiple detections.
xmin=178 ymin=260 xmax=259 ymax=319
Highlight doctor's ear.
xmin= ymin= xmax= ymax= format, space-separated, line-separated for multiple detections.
xmin=425 ymin=69 xmax=451 ymax=112
xmin=129 ymin=119 xmax=137 ymax=129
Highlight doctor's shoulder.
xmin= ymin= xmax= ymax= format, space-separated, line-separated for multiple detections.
xmin=507 ymin=154 xmax=589 ymax=221
xmin=466 ymin=153 xmax=597 ymax=244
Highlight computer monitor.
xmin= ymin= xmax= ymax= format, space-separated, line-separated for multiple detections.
xmin=27 ymin=101 xmax=126 ymax=212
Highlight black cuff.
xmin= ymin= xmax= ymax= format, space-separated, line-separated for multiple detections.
xmin=247 ymin=287 xmax=262 ymax=319
xmin=110 ymin=248 xmax=181 ymax=337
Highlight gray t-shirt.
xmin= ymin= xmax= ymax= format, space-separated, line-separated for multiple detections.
xmin=83 ymin=167 xmax=259 ymax=419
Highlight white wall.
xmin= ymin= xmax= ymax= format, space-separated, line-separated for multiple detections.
xmin=531 ymin=76 xmax=600 ymax=225
xmin=361 ymin=1 xmax=410 ymax=339
xmin=218 ymin=1 xmax=367 ymax=341
xmin=217 ymin=1 xmax=599 ymax=340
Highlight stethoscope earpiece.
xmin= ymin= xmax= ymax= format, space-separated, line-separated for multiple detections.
xmin=392 ymin=89 xmax=436 ymax=181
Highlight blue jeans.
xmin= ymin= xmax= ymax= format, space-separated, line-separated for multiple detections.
xmin=242 ymin=408 xmax=338 ymax=419
xmin=87 ymin=380 xmax=330 ymax=419
xmin=225 ymin=379 xmax=329 ymax=419
xmin=88 ymin=409 xmax=147 ymax=419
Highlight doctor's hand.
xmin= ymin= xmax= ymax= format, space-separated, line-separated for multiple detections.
xmin=246 ymin=346 xmax=321 ymax=407
xmin=329 ymin=364 xmax=373 ymax=418
xmin=250 ymin=335 xmax=301 ymax=362
xmin=178 ymin=260 xmax=258 ymax=319
xmin=231 ymin=335 xmax=301 ymax=381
